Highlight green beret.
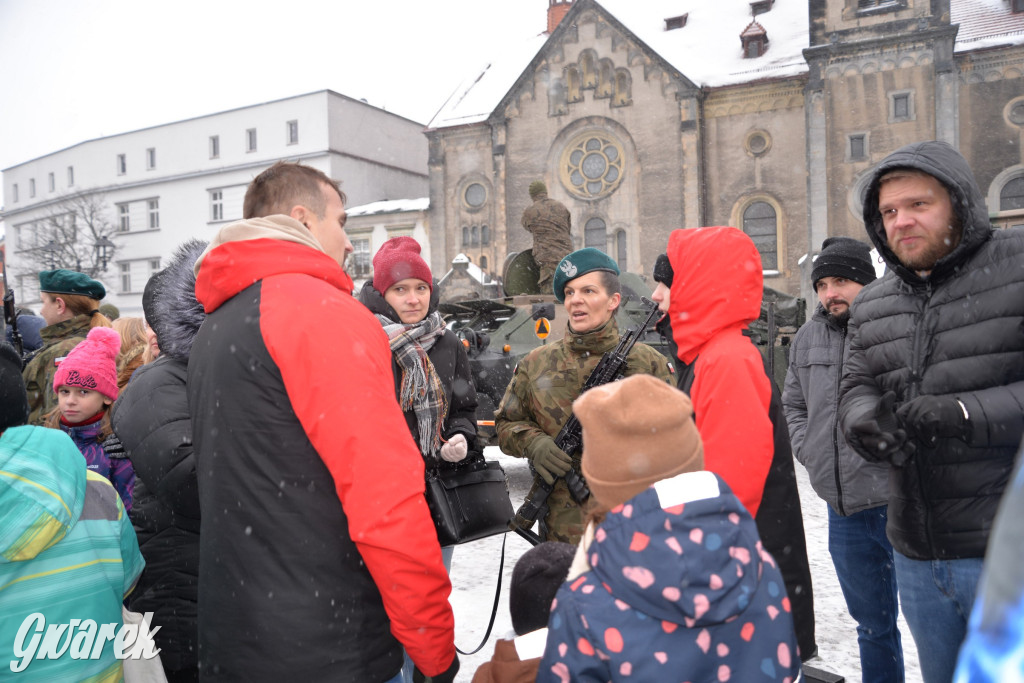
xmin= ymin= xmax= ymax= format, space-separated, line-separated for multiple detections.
xmin=528 ymin=180 xmax=548 ymax=199
xmin=38 ymin=269 xmax=106 ymax=300
xmin=553 ymin=248 xmax=620 ymax=302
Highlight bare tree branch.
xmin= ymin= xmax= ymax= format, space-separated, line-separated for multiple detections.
xmin=13 ymin=192 xmax=118 ymax=280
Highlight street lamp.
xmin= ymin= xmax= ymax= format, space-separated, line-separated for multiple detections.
xmin=95 ymin=236 xmax=115 ymax=272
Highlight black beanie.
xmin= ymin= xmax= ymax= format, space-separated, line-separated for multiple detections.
xmin=811 ymin=237 xmax=876 ymax=288
xmin=510 ymin=541 xmax=575 ymax=635
xmin=652 ymin=253 xmax=674 ymax=287
xmin=0 ymin=342 xmax=29 ymax=432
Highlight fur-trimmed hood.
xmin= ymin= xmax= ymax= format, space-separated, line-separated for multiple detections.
xmin=150 ymin=239 xmax=207 ymax=363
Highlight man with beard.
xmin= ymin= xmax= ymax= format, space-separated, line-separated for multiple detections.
xmin=839 ymin=140 xmax=1024 ymax=683
xmin=783 ymin=237 xmax=905 ymax=682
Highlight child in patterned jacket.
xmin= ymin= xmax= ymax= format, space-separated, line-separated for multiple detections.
xmin=538 ymin=374 xmax=802 ymax=683
xmin=44 ymin=326 xmax=135 ymax=511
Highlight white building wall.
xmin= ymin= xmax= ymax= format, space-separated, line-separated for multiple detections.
xmin=1 ymin=91 xmax=428 ymax=316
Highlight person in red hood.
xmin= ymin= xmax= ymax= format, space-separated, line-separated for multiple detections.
xmin=187 ymin=162 xmax=458 ymax=683
xmin=651 ymin=226 xmax=818 ymax=663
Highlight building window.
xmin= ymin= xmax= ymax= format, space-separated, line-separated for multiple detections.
xmin=48 ymin=173 xmax=55 ymax=192
xmin=146 ymin=148 xmax=156 ymax=170
xmin=560 ymin=131 xmax=625 ymax=200
xmin=746 ymin=131 xmax=772 ymax=157
xmin=481 ymin=224 xmax=490 ymax=245
xmin=117 ymin=154 xmax=127 ymax=175
xmin=210 ymin=190 xmax=224 ymax=221
xmin=741 ymin=21 xmax=769 ymax=58
xmin=29 ymin=179 xmax=35 ymax=198
xmin=120 ymin=263 xmax=132 ymax=293
xmin=471 ymin=226 xmax=479 ymax=246
xmin=615 ymin=230 xmax=627 ymax=271
xmin=889 ymin=91 xmax=915 ymax=122
xmin=118 ymin=204 xmax=130 ymax=232
xmin=664 ymin=14 xmax=688 ymax=30
xmin=246 ymin=128 xmax=257 ymax=152
xmin=462 ymin=226 xmax=470 ymax=245
xmin=584 ymin=217 xmax=607 ymax=250
xmin=742 ymin=202 xmax=778 ymax=270
xmin=1014 ymin=0 xmax=1024 ymax=12
xmin=350 ymin=237 xmax=371 ymax=278
xmin=148 ymin=199 xmax=160 ymax=229
xmin=1001 ymin=177 xmax=1024 ymax=211
xmin=480 ymin=255 xmax=489 ymax=271
xmin=11 ymin=184 xmax=17 ymax=202
xmin=210 ymin=135 xmax=220 ymax=159
xmin=464 ymin=182 xmax=487 ymax=208
xmin=150 ymin=259 xmax=161 ymax=273
xmin=857 ymin=0 xmax=904 ymax=13
xmin=67 ymin=166 xmax=74 ymax=187
xmin=848 ymin=133 xmax=868 ymax=161
xmin=287 ymin=120 xmax=299 ymax=145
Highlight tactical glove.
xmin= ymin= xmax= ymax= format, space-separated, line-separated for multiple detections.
xmin=439 ymin=433 xmax=468 ymax=463
xmin=413 ymin=654 xmax=460 ymax=683
xmin=896 ymin=395 xmax=970 ymax=446
xmin=102 ymin=433 xmax=128 ymax=459
xmin=526 ymin=436 xmax=573 ymax=485
xmin=846 ymin=391 xmax=914 ymax=466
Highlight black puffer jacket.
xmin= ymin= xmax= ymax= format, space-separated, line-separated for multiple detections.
xmin=358 ymin=280 xmax=478 ymax=456
xmin=111 ymin=239 xmax=206 ymax=673
xmin=839 ymin=141 xmax=1024 ymax=560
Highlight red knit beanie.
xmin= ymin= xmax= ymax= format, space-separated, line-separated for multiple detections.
xmin=372 ymin=236 xmax=432 ymax=294
xmin=53 ymin=327 xmax=122 ymax=401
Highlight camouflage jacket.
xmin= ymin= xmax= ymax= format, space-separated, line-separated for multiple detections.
xmin=520 ymin=196 xmax=573 ymax=266
xmin=23 ymin=315 xmax=92 ymax=425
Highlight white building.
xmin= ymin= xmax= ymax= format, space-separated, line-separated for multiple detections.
xmin=344 ymin=197 xmax=431 ymax=292
xmin=1 ymin=90 xmax=428 ymax=314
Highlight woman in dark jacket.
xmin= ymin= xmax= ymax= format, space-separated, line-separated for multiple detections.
xmin=110 ymin=239 xmax=206 ymax=683
xmin=357 ymin=237 xmax=478 ymax=560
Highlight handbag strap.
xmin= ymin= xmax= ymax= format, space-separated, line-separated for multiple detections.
xmin=455 ymin=534 xmax=507 ymax=656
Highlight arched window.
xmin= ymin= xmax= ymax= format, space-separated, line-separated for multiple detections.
xmin=471 ymin=226 xmax=479 ymax=246
xmin=615 ymin=230 xmax=627 ymax=271
xmin=481 ymin=224 xmax=490 ymax=245
xmin=462 ymin=226 xmax=469 ymax=245
xmin=1001 ymin=177 xmax=1024 ymax=211
xmin=597 ymin=59 xmax=614 ymax=98
xmin=584 ymin=217 xmax=607 ymax=250
xmin=565 ymin=65 xmax=582 ymax=104
xmin=579 ymin=50 xmax=598 ymax=89
xmin=742 ymin=201 xmax=778 ymax=270
xmin=480 ymin=255 xmax=488 ymax=271
xmin=613 ymin=69 xmax=632 ymax=107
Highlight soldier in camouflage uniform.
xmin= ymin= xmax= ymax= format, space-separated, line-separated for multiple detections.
xmin=22 ymin=269 xmax=111 ymax=425
xmin=496 ymin=248 xmax=674 ymax=544
xmin=521 ymin=180 xmax=573 ymax=292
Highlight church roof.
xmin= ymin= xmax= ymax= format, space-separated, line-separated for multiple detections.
xmin=346 ymin=197 xmax=429 ymax=217
xmin=427 ymin=0 xmax=1024 ymax=132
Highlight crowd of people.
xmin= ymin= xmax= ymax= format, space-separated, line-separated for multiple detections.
xmin=1 ymin=140 xmax=1023 ymax=683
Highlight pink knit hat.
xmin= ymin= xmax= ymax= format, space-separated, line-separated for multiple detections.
xmin=372 ymin=236 xmax=432 ymax=294
xmin=53 ymin=327 xmax=122 ymax=400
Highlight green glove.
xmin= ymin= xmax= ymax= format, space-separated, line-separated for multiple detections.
xmin=526 ymin=437 xmax=573 ymax=485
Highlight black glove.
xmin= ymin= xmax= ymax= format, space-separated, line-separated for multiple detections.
xmin=413 ymin=654 xmax=459 ymax=683
xmin=102 ymin=433 xmax=128 ymax=459
xmin=896 ymin=395 xmax=970 ymax=446
xmin=846 ymin=391 xmax=914 ymax=466
xmin=525 ymin=437 xmax=573 ymax=485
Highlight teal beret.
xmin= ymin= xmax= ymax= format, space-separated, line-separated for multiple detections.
xmin=553 ymin=248 xmax=620 ymax=302
xmin=38 ymin=269 xmax=106 ymax=300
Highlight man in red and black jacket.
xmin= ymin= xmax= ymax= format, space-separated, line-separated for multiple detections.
xmin=187 ymin=162 xmax=458 ymax=683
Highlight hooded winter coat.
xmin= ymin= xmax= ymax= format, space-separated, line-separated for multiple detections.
xmin=357 ymin=279 xmax=478 ymax=455
xmin=839 ymin=140 xmax=1024 ymax=560
xmin=0 ymin=425 xmax=144 ymax=682
xmin=783 ymin=304 xmax=890 ymax=516
xmin=110 ymin=238 xmax=206 ymax=673
xmin=664 ymin=226 xmax=816 ymax=659
xmin=538 ymin=471 xmax=801 ymax=682
xmin=187 ymin=216 xmax=455 ymax=681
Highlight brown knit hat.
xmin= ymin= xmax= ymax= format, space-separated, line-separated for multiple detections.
xmin=577 ymin=374 xmax=704 ymax=510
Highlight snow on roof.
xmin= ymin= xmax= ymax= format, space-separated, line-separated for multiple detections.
xmin=449 ymin=253 xmax=488 ymax=283
xmin=345 ymin=197 xmax=429 ymax=217
xmin=951 ymin=0 xmax=1024 ymax=51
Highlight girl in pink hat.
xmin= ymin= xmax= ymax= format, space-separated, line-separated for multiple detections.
xmin=45 ymin=326 xmax=135 ymax=511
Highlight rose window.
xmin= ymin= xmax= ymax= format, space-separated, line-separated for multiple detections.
xmin=560 ymin=132 xmax=625 ymax=199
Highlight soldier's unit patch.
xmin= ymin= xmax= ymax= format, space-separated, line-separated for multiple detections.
xmin=54 ymin=356 xmax=67 ymax=367
xmin=667 ymin=362 xmax=676 ymax=375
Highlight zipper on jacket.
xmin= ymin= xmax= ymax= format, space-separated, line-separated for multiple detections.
xmin=909 ymin=280 xmax=935 ymax=551
xmin=832 ymin=325 xmax=847 ymax=517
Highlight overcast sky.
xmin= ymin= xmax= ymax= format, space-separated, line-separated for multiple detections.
xmin=0 ymin=0 xmax=550 ymax=207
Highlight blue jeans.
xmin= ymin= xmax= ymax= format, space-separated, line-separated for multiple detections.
xmin=894 ymin=552 xmax=984 ymax=683
xmin=828 ymin=505 xmax=904 ymax=683
xmin=401 ymin=546 xmax=454 ymax=683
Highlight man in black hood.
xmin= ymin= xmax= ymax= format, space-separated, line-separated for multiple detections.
xmin=839 ymin=140 xmax=1024 ymax=683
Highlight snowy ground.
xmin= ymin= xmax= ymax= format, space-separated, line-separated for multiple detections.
xmin=446 ymin=447 xmax=923 ymax=682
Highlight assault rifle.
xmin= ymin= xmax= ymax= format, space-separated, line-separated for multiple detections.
xmin=1 ymin=256 xmax=23 ymax=361
xmin=510 ymin=297 xmax=663 ymax=546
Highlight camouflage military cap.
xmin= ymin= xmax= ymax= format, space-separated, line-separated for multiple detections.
xmin=38 ymin=269 xmax=105 ymax=300
xmin=553 ymin=248 xmax=620 ymax=302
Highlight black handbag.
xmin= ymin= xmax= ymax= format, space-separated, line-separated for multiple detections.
xmin=424 ymin=455 xmax=514 ymax=547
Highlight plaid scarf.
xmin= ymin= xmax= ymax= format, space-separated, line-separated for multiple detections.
xmin=376 ymin=310 xmax=448 ymax=458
